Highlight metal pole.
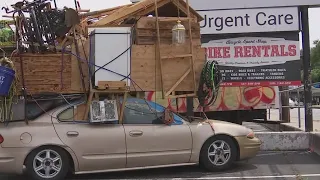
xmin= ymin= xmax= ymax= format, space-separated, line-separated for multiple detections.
xmin=297 ymin=88 xmax=301 ymax=128
xmin=279 ymin=91 xmax=282 ymax=121
xmin=268 ymin=105 xmax=271 ymax=120
xmin=74 ymin=0 xmax=78 ymax=11
xmin=301 ymin=6 xmax=313 ymax=132
xmin=53 ymin=0 xmax=57 ymax=9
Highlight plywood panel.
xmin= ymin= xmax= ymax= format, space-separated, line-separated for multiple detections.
xmin=136 ymin=17 xmax=200 ymax=30
xmin=136 ymin=29 xmax=200 ymax=38
xmin=71 ymin=39 xmax=90 ymax=92
xmin=130 ymin=43 xmax=205 ymax=91
xmin=12 ymin=51 xmax=88 ymax=95
xmin=135 ymin=17 xmax=201 ymax=45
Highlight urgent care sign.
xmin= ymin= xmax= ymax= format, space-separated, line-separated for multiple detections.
xmin=189 ymin=0 xmax=320 ymax=10
xmin=199 ymin=7 xmax=299 ymax=34
xmin=202 ymin=37 xmax=301 ymax=86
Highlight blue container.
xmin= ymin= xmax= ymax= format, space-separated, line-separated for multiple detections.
xmin=0 ymin=66 xmax=15 ymax=96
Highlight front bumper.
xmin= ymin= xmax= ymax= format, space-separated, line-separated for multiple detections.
xmin=0 ymin=147 xmax=30 ymax=174
xmin=235 ymin=136 xmax=261 ymax=160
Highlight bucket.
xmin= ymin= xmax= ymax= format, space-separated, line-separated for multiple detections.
xmin=0 ymin=66 xmax=15 ymax=96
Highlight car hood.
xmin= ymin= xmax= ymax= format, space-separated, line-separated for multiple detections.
xmin=191 ymin=119 xmax=253 ymax=137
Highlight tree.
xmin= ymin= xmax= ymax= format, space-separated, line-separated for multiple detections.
xmin=311 ymin=40 xmax=320 ymax=69
xmin=303 ymin=40 xmax=320 ymax=84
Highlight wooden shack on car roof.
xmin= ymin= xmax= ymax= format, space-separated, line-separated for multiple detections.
xmin=12 ymin=0 xmax=206 ymax=98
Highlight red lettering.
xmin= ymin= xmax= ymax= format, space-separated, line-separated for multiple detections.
xmin=223 ymin=47 xmax=231 ymax=58
xmin=261 ymin=45 xmax=271 ymax=57
xmin=252 ymin=46 xmax=261 ymax=57
xmin=243 ymin=46 xmax=252 ymax=57
xmin=234 ymin=46 xmax=243 ymax=58
xmin=288 ymin=45 xmax=297 ymax=56
xmin=280 ymin=45 xmax=289 ymax=56
xmin=214 ymin=47 xmax=223 ymax=58
xmin=271 ymin=45 xmax=281 ymax=57
xmin=207 ymin=47 xmax=214 ymax=58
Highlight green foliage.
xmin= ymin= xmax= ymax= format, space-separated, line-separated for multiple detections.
xmin=0 ymin=28 xmax=14 ymax=42
xmin=0 ymin=21 xmax=15 ymax=47
xmin=311 ymin=40 xmax=320 ymax=68
xmin=310 ymin=40 xmax=320 ymax=83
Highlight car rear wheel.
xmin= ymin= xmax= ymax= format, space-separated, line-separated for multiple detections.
xmin=26 ymin=146 xmax=69 ymax=180
xmin=200 ymin=136 xmax=237 ymax=171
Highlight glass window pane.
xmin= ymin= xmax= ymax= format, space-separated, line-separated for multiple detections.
xmin=58 ymin=107 xmax=74 ymax=121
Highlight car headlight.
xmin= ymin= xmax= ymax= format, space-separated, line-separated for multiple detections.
xmin=246 ymin=131 xmax=255 ymax=139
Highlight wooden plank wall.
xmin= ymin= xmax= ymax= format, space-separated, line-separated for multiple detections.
xmin=12 ymin=53 xmax=73 ymax=94
xmin=12 ymin=40 xmax=90 ymax=95
xmin=135 ymin=17 xmax=201 ymax=45
xmin=130 ymin=42 xmax=205 ymax=91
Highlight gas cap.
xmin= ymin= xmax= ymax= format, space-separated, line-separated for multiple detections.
xmin=20 ymin=132 xmax=32 ymax=144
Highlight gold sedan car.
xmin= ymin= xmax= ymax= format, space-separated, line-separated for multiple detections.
xmin=0 ymin=98 xmax=261 ymax=180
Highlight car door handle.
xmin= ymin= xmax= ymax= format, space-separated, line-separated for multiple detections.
xmin=67 ymin=131 xmax=79 ymax=137
xmin=129 ymin=130 xmax=143 ymax=137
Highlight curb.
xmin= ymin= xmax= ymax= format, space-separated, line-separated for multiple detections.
xmin=310 ymin=133 xmax=320 ymax=156
xmin=255 ymin=132 xmax=310 ymax=151
xmin=260 ymin=122 xmax=303 ymax=132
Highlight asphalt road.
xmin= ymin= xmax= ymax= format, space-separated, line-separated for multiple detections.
xmin=2 ymin=151 xmax=320 ymax=180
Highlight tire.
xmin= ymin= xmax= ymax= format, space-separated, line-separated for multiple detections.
xmin=199 ymin=136 xmax=237 ymax=171
xmin=26 ymin=146 xmax=70 ymax=180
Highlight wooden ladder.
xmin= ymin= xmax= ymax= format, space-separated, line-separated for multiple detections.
xmin=154 ymin=0 xmax=197 ymax=99
xmin=84 ymin=81 xmax=129 ymax=124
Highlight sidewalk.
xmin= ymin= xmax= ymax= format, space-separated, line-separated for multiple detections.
xmin=268 ymin=108 xmax=320 ymax=132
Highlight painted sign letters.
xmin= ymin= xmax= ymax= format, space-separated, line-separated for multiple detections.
xmin=199 ymin=7 xmax=299 ymax=34
xmin=202 ymin=37 xmax=301 ymax=87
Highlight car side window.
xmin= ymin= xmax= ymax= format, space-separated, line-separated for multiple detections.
xmin=57 ymin=107 xmax=74 ymax=122
xmin=123 ymin=100 xmax=163 ymax=124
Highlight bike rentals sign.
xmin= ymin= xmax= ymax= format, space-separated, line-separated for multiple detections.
xmin=202 ymin=37 xmax=301 ymax=87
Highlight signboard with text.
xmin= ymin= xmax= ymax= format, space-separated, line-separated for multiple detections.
xmin=189 ymin=0 xmax=320 ymax=11
xmin=198 ymin=7 xmax=299 ymax=34
xmin=202 ymin=37 xmax=301 ymax=87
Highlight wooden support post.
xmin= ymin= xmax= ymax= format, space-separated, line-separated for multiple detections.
xmin=119 ymin=92 xmax=128 ymax=124
xmin=84 ymin=81 xmax=129 ymax=123
xmin=186 ymin=0 xmax=197 ymax=93
xmin=154 ymin=0 xmax=165 ymax=99
xmin=83 ymin=91 xmax=94 ymax=120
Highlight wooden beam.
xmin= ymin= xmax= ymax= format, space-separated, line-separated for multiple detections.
xmin=186 ymin=0 xmax=197 ymax=94
xmin=79 ymin=4 xmax=131 ymax=18
xmin=91 ymin=0 xmax=156 ymax=26
xmin=154 ymin=0 xmax=165 ymax=99
xmin=168 ymin=93 xmax=196 ymax=99
xmin=161 ymin=54 xmax=192 ymax=59
xmin=165 ymin=68 xmax=191 ymax=97
xmin=171 ymin=0 xmax=204 ymax=22
xmin=137 ymin=0 xmax=171 ymax=16
xmin=119 ymin=92 xmax=128 ymax=124
xmin=157 ymin=17 xmax=195 ymax=22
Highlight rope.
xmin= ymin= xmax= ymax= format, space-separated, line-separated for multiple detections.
xmin=197 ymin=60 xmax=222 ymax=108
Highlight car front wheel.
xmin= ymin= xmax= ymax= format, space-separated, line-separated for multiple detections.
xmin=200 ymin=136 xmax=237 ymax=171
xmin=26 ymin=146 xmax=69 ymax=180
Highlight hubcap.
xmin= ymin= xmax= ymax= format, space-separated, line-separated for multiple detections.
xmin=208 ymin=140 xmax=231 ymax=166
xmin=33 ymin=149 xmax=62 ymax=179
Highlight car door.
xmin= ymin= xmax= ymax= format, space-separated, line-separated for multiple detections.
xmin=122 ymin=98 xmax=193 ymax=168
xmin=52 ymin=104 xmax=126 ymax=172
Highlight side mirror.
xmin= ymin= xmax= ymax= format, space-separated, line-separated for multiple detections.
xmin=162 ymin=108 xmax=174 ymax=125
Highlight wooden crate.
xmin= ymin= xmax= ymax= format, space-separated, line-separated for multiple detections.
xmin=12 ymin=51 xmax=89 ymax=95
xmin=130 ymin=42 xmax=205 ymax=92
